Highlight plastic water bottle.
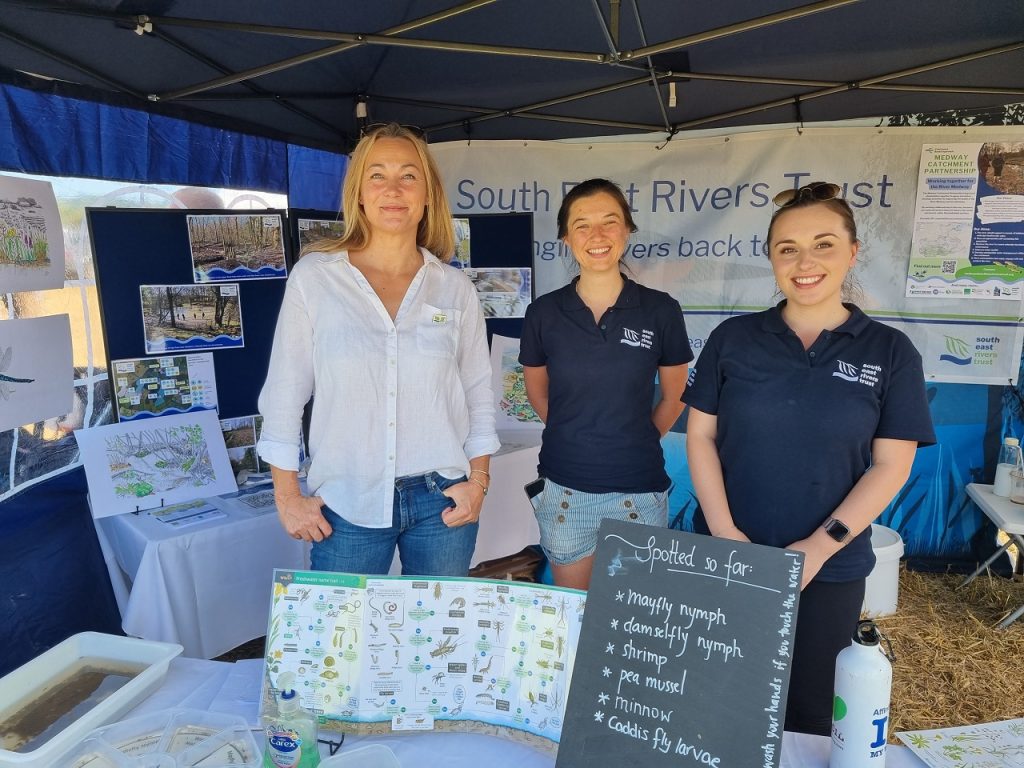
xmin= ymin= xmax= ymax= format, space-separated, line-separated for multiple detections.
xmin=993 ymin=437 xmax=1021 ymax=497
xmin=829 ymin=620 xmax=892 ymax=768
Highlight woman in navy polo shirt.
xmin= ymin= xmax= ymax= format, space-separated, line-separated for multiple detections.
xmin=683 ymin=182 xmax=935 ymax=735
xmin=519 ymin=178 xmax=693 ymax=589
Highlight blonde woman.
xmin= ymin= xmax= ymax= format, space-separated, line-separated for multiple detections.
xmin=258 ymin=123 xmax=498 ymax=575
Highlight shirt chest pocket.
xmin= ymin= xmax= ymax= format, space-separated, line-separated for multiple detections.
xmin=416 ymin=303 xmax=461 ymax=358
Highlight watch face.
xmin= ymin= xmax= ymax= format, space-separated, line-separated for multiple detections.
xmin=825 ymin=518 xmax=850 ymax=542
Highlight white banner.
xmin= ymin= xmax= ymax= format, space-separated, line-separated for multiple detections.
xmin=433 ymin=126 xmax=1024 ymax=384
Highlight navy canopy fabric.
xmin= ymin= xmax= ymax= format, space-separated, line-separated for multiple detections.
xmin=0 ymin=467 xmax=123 ymax=677
xmin=0 ymin=81 xmax=346 ymax=208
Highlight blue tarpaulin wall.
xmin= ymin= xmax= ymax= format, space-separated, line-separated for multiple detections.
xmin=0 ymin=82 xmax=346 ymax=676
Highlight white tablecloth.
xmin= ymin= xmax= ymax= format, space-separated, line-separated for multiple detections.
xmin=95 ymin=438 xmax=542 ymax=659
xmin=472 ymin=431 xmax=542 ymax=567
xmin=95 ymin=493 xmax=306 ymax=659
xmin=131 ymin=658 xmax=926 ymax=767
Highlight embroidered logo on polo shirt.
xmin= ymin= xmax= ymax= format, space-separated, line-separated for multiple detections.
xmin=833 ymin=360 xmax=859 ymax=381
xmin=833 ymin=360 xmax=881 ymax=387
xmin=620 ymin=327 xmax=653 ymax=350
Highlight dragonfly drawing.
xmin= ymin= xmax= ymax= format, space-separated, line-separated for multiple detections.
xmin=0 ymin=346 xmax=35 ymax=399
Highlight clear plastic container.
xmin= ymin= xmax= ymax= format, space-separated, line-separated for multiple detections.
xmin=993 ymin=437 xmax=1021 ymax=497
xmin=53 ymin=708 xmax=261 ymax=767
xmin=1010 ymin=469 xmax=1024 ymax=505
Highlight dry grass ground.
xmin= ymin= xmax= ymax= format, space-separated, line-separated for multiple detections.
xmin=879 ymin=567 xmax=1024 ymax=736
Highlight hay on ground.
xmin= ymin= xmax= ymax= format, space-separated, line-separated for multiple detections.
xmin=876 ymin=567 xmax=1024 ymax=738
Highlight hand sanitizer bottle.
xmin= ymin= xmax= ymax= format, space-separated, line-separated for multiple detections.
xmin=263 ymin=672 xmax=320 ymax=767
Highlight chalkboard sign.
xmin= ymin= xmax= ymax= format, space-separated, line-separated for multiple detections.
xmin=557 ymin=519 xmax=803 ymax=768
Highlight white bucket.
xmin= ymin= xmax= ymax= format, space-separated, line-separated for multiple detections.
xmin=862 ymin=524 xmax=904 ymax=617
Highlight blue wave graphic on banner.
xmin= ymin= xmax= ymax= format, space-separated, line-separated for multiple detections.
xmin=939 ymin=354 xmax=972 ymax=366
xmin=159 ymin=335 xmax=244 ymax=351
xmin=122 ymin=405 xmax=213 ymax=421
xmin=203 ymin=265 xmax=285 ymax=280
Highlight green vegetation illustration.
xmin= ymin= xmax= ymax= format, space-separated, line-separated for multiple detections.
xmin=0 ymin=192 xmax=49 ymax=270
xmin=106 ymin=422 xmax=215 ymax=499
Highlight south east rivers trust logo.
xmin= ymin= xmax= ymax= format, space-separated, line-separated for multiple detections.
xmin=940 ymin=335 xmax=999 ymax=367
xmin=620 ymin=327 xmax=653 ymax=350
xmin=831 ymin=360 xmax=881 ymax=387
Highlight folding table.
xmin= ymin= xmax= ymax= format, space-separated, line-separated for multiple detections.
xmin=962 ymin=483 xmax=1024 ymax=628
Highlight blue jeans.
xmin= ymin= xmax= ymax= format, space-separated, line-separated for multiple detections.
xmin=311 ymin=472 xmax=477 ymax=577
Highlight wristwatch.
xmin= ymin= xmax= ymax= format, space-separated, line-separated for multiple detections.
xmin=822 ymin=517 xmax=851 ymax=543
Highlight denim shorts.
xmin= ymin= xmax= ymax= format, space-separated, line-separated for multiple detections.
xmin=531 ymin=478 xmax=668 ymax=566
xmin=311 ymin=472 xmax=476 ymax=577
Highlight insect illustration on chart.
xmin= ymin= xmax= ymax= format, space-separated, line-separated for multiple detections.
xmin=431 ymin=671 xmax=446 ymax=684
xmin=449 ymin=597 xmax=466 ymax=610
xmin=433 ymin=581 xmax=443 ymax=599
xmin=493 ymin=620 xmax=505 ymax=642
xmin=0 ymin=347 xmax=34 ymax=400
xmin=479 ymin=654 xmax=500 ymax=675
xmin=294 ymin=587 xmax=311 ymax=604
xmin=546 ymin=684 xmax=562 ymax=712
xmin=474 ymin=600 xmax=496 ymax=610
xmin=557 ymin=597 xmax=568 ymax=627
xmin=430 ymin=636 xmax=463 ymax=659
xmin=339 ymin=599 xmax=361 ymax=615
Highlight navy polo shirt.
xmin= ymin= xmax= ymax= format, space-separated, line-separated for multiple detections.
xmin=519 ymin=276 xmax=693 ymax=493
xmin=682 ymin=303 xmax=935 ymax=582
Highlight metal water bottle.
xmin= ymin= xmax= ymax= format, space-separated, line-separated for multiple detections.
xmin=829 ymin=620 xmax=892 ymax=768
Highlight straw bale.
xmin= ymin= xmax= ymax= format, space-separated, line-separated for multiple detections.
xmin=875 ymin=566 xmax=1024 ymax=739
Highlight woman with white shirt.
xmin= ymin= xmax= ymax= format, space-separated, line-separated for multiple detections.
xmin=257 ymin=123 xmax=499 ymax=575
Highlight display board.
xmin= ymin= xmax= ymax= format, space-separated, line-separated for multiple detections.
xmin=557 ymin=519 xmax=804 ymax=768
xmin=88 ymin=208 xmax=290 ymax=421
xmin=89 ymin=209 xmax=534 ymax=423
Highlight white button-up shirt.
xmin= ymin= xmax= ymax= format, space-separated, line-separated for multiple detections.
xmin=257 ymin=248 xmax=500 ymax=528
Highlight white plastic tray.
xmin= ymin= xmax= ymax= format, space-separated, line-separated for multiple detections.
xmin=0 ymin=632 xmax=182 ymax=767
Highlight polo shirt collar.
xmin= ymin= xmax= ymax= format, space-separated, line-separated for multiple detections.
xmin=317 ymin=246 xmax=445 ymax=272
xmin=560 ymin=274 xmax=640 ymax=312
xmin=762 ymin=300 xmax=870 ymax=337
